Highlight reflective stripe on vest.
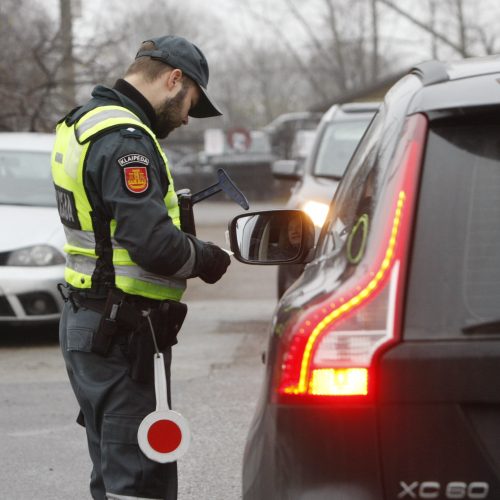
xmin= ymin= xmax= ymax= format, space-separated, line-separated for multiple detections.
xmin=65 ymin=254 xmax=185 ymax=301
xmin=52 ymin=105 xmax=185 ymax=301
xmin=75 ymin=107 xmax=142 ymax=143
xmin=64 ymin=226 xmax=124 ymax=254
xmin=63 ymin=226 xmax=134 ymax=264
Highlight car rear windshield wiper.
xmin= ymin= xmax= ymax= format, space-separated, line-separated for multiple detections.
xmin=462 ymin=319 xmax=500 ymax=334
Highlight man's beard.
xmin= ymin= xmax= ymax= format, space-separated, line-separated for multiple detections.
xmin=155 ymin=85 xmax=189 ymax=139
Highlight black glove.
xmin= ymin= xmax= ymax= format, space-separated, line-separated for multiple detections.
xmin=187 ymin=235 xmax=231 ymax=284
xmin=198 ymin=242 xmax=231 ymax=283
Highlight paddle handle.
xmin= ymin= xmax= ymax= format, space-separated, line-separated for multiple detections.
xmin=154 ymin=353 xmax=169 ymax=411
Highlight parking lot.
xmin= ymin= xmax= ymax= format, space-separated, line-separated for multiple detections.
xmin=0 ymin=201 xmax=280 ymax=500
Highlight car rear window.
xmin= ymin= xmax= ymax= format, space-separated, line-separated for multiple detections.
xmin=405 ymin=112 xmax=500 ymax=339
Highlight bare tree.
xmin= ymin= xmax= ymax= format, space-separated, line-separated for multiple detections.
xmin=371 ymin=0 xmax=380 ymax=80
xmin=4 ymin=0 xmax=500 ymax=133
xmin=237 ymin=3 xmax=331 ymax=103
xmin=237 ymin=0 xmax=392 ymax=109
xmin=213 ymin=38 xmax=309 ymax=127
xmin=377 ymin=0 xmax=478 ymax=57
xmin=106 ymin=0 xmax=213 ymax=69
xmin=0 ymin=0 xmax=130 ymax=131
xmin=453 ymin=0 xmax=468 ymax=56
xmin=470 ymin=25 xmax=497 ymax=55
xmin=0 ymin=0 xmax=62 ymax=131
xmin=0 ymin=0 xmax=202 ymax=131
xmin=428 ymin=0 xmax=439 ymax=58
xmin=59 ymin=0 xmax=76 ymax=107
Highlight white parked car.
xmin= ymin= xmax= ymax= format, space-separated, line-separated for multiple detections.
xmin=0 ymin=133 xmax=65 ymax=325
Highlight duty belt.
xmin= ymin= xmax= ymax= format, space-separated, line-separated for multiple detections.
xmin=71 ymin=291 xmax=158 ymax=328
xmin=58 ymin=285 xmax=187 ymax=342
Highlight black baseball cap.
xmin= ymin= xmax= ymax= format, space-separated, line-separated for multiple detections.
xmin=135 ymin=35 xmax=222 ymax=119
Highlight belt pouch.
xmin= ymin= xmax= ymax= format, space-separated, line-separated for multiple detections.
xmin=158 ymin=301 xmax=188 ymax=347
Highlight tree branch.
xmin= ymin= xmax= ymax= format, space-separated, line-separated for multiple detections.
xmin=323 ymin=0 xmax=347 ymax=91
xmin=284 ymin=0 xmax=337 ymax=70
xmin=239 ymin=4 xmax=330 ymax=101
xmin=378 ymin=0 xmax=472 ymax=57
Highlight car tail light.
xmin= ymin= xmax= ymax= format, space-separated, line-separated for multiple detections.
xmin=273 ymin=114 xmax=428 ymax=404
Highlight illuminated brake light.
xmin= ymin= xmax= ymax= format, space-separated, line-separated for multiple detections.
xmin=274 ymin=113 xmax=428 ymax=403
xmin=310 ymin=368 xmax=368 ymax=396
xmin=281 ymin=249 xmax=400 ymax=398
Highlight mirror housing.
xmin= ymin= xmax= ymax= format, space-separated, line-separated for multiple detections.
xmin=271 ymin=159 xmax=302 ymax=181
xmin=228 ymin=210 xmax=315 ymax=265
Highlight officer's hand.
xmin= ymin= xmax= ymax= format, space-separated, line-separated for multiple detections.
xmin=197 ymin=242 xmax=231 ymax=284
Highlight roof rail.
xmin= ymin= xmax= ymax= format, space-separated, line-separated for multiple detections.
xmin=410 ymin=60 xmax=449 ymax=86
xmin=340 ymin=102 xmax=380 ymax=113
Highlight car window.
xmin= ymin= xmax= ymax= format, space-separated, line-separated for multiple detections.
xmin=313 ymin=118 xmax=373 ymax=178
xmin=316 ymin=76 xmax=420 ymax=268
xmin=318 ymin=111 xmax=385 ymax=257
xmin=405 ymin=113 xmax=500 ymax=339
xmin=0 ymin=151 xmax=55 ymax=207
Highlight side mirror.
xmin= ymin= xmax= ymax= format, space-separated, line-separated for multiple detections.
xmin=271 ymin=159 xmax=301 ymax=181
xmin=228 ymin=210 xmax=315 ymax=265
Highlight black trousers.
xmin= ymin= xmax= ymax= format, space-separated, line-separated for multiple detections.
xmin=59 ymin=302 xmax=177 ymax=499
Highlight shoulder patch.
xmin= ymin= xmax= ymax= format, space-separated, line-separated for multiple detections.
xmin=123 ymin=165 xmax=150 ymax=195
xmin=118 ymin=153 xmax=151 ymax=196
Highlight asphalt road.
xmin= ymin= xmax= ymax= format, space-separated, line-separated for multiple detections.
xmin=0 ymin=201 xmax=283 ymax=500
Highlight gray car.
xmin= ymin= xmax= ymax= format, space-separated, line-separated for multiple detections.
xmin=0 ymin=133 xmax=65 ymax=325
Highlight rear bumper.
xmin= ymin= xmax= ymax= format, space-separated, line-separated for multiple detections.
xmin=242 ymin=403 xmax=383 ymax=499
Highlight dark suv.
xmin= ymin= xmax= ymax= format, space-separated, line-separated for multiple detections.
xmin=229 ymin=57 xmax=500 ymax=499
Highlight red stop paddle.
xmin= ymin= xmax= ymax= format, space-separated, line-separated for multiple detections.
xmin=137 ymin=353 xmax=190 ymax=463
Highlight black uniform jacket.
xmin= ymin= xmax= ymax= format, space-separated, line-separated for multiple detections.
xmin=69 ymin=80 xmax=196 ymax=279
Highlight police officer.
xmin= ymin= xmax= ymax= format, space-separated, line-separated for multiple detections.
xmin=51 ymin=35 xmax=230 ymax=499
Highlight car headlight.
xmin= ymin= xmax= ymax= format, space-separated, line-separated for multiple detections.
xmin=6 ymin=245 xmax=66 ymax=266
xmin=302 ymin=200 xmax=330 ymax=228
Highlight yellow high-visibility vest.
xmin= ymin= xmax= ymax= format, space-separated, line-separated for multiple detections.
xmin=51 ymin=105 xmax=185 ymax=301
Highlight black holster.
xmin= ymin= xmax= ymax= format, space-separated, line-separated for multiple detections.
xmin=127 ymin=300 xmax=188 ymax=383
xmin=91 ymin=288 xmax=124 ymax=356
xmin=177 ymin=189 xmax=196 ymax=235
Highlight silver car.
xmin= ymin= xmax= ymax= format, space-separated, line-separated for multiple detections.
xmin=0 ymin=133 xmax=65 ymax=325
xmin=272 ymin=102 xmax=379 ymax=297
